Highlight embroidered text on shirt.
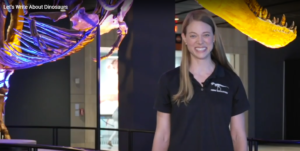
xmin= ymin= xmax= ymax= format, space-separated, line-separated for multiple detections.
xmin=210 ymin=82 xmax=229 ymax=94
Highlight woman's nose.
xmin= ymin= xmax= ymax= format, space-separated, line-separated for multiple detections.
xmin=197 ymin=37 xmax=204 ymax=44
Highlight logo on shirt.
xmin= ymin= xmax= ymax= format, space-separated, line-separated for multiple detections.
xmin=210 ymin=82 xmax=229 ymax=94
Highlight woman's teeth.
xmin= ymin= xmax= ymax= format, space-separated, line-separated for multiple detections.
xmin=195 ymin=47 xmax=206 ymax=51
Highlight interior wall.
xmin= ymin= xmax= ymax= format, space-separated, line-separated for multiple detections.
xmin=70 ymin=40 xmax=97 ymax=149
xmin=248 ymin=35 xmax=300 ymax=139
xmin=284 ymin=59 xmax=300 ymax=140
xmin=118 ymin=1 xmax=175 ymax=150
xmin=70 ymin=26 xmax=117 ymax=148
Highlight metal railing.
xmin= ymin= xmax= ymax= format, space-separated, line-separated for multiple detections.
xmin=2 ymin=125 xmax=300 ymax=151
xmin=0 ymin=143 xmax=96 ymax=151
xmin=6 ymin=125 xmax=97 ymax=147
xmin=4 ymin=125 xmax=155 ymax=151
xmin=247 ymin=137 xmax=300 ymax=151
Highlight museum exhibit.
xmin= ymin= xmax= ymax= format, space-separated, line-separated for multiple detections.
xmin=0 ymin=0 xmax=299 ymax=150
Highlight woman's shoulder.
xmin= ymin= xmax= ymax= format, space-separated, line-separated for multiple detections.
xmin=159 ymin=67 xmax=180 ymax=83
xmin=221 ymin=67 xmax=244 ymax=86
xmin=222 ymin=67 xmax=239 ymax=78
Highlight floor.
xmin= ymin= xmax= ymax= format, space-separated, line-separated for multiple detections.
xmin=32 ymin=146 xmax=300 ymax=151
xmin=100 ymin=144 xmax=118 ymax=151
xmin=257 ymin=145 xmax=300 ymax=151
xmin=97 ymin=145 xmax=300 ymax=151
xmin=73 ymin=142 xmax=300 ymax=151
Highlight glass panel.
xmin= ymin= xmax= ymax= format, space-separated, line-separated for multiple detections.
xmin=100 ymin=47 xmax=119 ymax=150
xmin=226 ymin=53 xmax=234 ymax=68
xmin=175 ymin=51 xmax=181 ymax=67
xmin=233 ymin=54 xmax=240 ymax=76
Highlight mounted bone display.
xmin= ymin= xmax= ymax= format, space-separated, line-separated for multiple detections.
xmin=0 ymin=0 xmax=133 ymax=139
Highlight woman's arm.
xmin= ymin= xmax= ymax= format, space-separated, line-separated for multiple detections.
xmin=230 ymin=113 xmax=247 ymax=151
xmin=152 ymin=111 xmax=171 ymax=151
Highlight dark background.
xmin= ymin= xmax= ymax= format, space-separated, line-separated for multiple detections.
xmin=284 ymin=59 xmax=300 ymax=140
xmin=248 ymin=34 xmax=300 ymax=140
xmin=118 ymin=0 xmax=175 ymax=151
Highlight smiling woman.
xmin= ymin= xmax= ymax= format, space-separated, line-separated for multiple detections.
xmin=182 ymin=20 xmax=215 ymax=61
xmin=152 ymin=10 xmax=249 ymax=151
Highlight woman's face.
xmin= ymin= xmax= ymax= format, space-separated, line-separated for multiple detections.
xmin=182 ymin=20 xmax=215 ymax=60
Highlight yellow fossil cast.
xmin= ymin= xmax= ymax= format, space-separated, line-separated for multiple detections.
xmin=196 ymin=0 xmax=297 ymax=48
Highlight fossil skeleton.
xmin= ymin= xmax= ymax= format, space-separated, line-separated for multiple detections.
xmin=196 ymin=0 xmax=297 ymax=48
xmin=0 ymin=0 xmax=133 ymax=139
xmin=0 ymin=0 xmax=297 ymax=140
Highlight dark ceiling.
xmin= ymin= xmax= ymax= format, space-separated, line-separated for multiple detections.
xmin=175 ymin=0 xmax=300 ymax=28
xmin=175 ymin=0 xmax=228 ymax=27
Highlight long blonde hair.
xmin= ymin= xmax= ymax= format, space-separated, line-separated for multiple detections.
xmin=172 ymin=10 xmax=234 ymax=106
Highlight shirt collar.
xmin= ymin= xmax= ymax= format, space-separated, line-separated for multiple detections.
xmin=188 ymin=62 xmax=225 ymax=86
xmin=188 ymin=62 xmax=224 ymax=79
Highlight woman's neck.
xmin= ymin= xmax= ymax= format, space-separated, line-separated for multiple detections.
xmin=189 ymin=57 xmax=215 ymax=76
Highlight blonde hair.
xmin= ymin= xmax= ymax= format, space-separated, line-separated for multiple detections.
xmin=172 ymin=10 xmax=234 ymax=106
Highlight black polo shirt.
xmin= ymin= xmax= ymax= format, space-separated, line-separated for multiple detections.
xmin=154 ymin=63 xmax=250 ymax=151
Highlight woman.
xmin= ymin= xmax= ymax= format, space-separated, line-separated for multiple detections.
xmin=152 ymin=10 xmax=249 ymax=151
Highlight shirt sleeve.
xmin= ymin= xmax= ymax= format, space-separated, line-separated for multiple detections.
xmin=153 ymin=74 xmax=172 ymax=113
xmin=231 ymin=77 xmax=250 ymax=116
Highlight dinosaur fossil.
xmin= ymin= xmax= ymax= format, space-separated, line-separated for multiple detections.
xmin=196 ymin=0 xmax=297 ymax=48
xmin=0 ymin=0 xmax=133 ymax=139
